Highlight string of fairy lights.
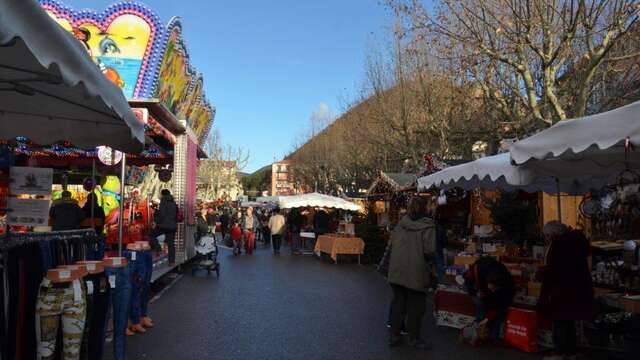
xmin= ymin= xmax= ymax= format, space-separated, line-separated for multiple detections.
xmin=0 ymin=137 xmax=170 ymax=159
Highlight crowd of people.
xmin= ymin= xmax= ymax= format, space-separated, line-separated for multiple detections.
xmin=377 ymin=196 xmax=594 ymax=359
xmin=194 ymin=204 xmax=342 ymax=257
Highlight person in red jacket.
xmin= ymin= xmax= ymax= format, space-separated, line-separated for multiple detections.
xmin=537 ymin=221 xmax=594 ymax=360
xmin=230 ymin=221 xmax=243 ymax=256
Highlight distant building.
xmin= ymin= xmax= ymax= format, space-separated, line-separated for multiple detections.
xmin=271 ymin=160 xmax=297 ymax=196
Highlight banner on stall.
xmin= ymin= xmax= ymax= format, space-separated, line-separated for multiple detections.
xmin=9 ymin=167 xmax=53 ymax=195
xmin=7 ymin=198 xmax=50 ymax=226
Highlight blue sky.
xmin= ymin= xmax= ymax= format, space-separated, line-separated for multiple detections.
xmin=61 ymin=0 xmax=394 ymax=172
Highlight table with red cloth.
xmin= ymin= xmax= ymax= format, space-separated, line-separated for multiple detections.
xmin=314 ymin=234 xmax=365 ymax=264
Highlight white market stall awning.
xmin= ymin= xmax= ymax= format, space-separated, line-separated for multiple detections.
xmin=0 ymin=0 xmax=144 ymax=153
xmin=510 ymin=101 xmax=640 ymax=167
xmin=417 ymin=153 xmax=617 ymax=195
xmin=278 ymin=193 xmax=361 ymax=211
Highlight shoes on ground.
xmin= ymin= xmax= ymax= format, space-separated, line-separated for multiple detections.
xmin=141 ymin=317 xmax=154 ymax=328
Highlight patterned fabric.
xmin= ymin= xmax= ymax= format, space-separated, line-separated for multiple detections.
xmin=36 ymin=279 xmax=86 ymax=360
xmin=314 ymin=235 xmax=365 ymax=263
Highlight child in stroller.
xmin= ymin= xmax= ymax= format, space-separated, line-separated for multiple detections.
xmin=193 ymin=208 xmax=220 ymax=276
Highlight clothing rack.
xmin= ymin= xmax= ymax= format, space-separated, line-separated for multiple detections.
xmin=0 ymin=229 xmax=97 ymax=252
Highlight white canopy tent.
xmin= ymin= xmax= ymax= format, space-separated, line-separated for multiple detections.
xmin=510 ymin=100 xmax=640 ymax=168
xmin=417 ymin=153 xmax=616 ymax=195
xmin=278 ymin=193 xmax=361 ymax=212
xmin=0 ymin=0 xmax=145 ymax=153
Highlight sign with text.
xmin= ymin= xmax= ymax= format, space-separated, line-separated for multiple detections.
xmin=9 ymin=167 xmax=53 ymax=195
xmin=7 ymin=198 xmax=50 ymax=226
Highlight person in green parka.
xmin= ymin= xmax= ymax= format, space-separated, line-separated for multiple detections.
xmin=388 ymin=196 xmax=437 ymax=350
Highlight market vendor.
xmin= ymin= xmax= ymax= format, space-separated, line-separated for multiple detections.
xmin=463 ymin=256 xmax=515 ymax=342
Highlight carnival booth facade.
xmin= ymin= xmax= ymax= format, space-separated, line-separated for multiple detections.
xmin=1 ymin=1 xmax=215 ymax=359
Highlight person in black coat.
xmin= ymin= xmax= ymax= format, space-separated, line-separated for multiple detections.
xmin=464 ymin=256 xmax=515 ymax=341
xmin=538 ymin=221 xmax=594 ymax=360
xmin=155 ymin=189 xmax=178 ymax=264
xmin=50 ymin=191 xmax=85 ymax=231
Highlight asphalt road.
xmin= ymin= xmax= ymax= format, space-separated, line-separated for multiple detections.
xmin=109 ymin=243 xmax=541 ymax=360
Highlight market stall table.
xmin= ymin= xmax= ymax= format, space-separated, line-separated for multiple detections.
xmin=314 ymin=234 xmax=364 ymax=264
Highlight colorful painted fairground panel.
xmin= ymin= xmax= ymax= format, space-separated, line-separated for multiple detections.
xmin=155 ymin=18 xmax=214 ymax=144
xmin=40 ymin=0 xmax=166 ymax=99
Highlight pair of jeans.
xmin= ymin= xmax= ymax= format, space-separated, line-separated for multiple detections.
xmin=553 ymin=320 xmax=577 ymax=356
xmin=124 ymin=250 xmax=145 ymax=325
xmin=80 ymin=273 xmax=110 ymax=360
xmin=271 ymin=234 xmax=282 ymax=252
xmin=36 ymin=279 xmax=87 ymax=360
xmin=105 ymin=264 xmax=132 ymax=360
xmin=389 ymin=284 xmax=426 ymax=340
xmin=165 ymin=232 xmax=176 ymax=263
xmin=8 ymin=243 xmax=43 ymax=360
xmin=139 ymin=250 xmax=153 ymax=318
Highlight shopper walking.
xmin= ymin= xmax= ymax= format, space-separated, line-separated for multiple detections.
xmin=268 ymin=208 xmax=286 ymax=254
xmin=230 ymin=220 xmax=243 ymax=256
xmin=387 ymin=196 xmax=436 ymax=350
xmin=220 ymin=209 xmax=230 ymax=244
xmin=538 ymin=221 xmax=594 ymax=360
xmin=241 ymin=207 xmax=258 ymax=254
xmin=155 ymin=189 xmax=178 ymax=265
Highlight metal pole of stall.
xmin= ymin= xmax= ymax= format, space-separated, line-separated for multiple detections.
xmin=117 ymin=155 xmax=126 ymax=256
xmin=555 ymin=177 xmax=562 ymax=221
xmin=90 ymin=159 xmax=95 ymax=229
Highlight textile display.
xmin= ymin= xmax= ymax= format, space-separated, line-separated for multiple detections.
xmin=0 ymin=229 xmax=124 ymax=360
xmin=104 ymin=265 xmax=132 ymax=360
xmin=35 ymin=279 xmax=86 ymax=360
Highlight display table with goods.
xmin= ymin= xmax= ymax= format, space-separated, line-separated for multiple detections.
xmin=314 ymin=234 xmax=365 ymax=264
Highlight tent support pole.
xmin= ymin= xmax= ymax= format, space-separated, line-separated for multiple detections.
xmin=117 ymin=155 xmax=126 ymax=256
xmin=90 ymin=159 xmax=95 ymax=229
xmin=555 ymin=178 xmax=562 ymax=221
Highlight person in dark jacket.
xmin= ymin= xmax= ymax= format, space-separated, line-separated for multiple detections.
xmin=196 ymin=207 xmax=209 ymax=239
xmin=387 ymin=196 xmax=436 ymax=350
xmin=155 ymin=189 xmax=178 ymax=265
xmin=464 ymin=256 xmax=515 ymax=342
xmin=205 ymin=207 xmax=217 ymax=233
xmin=538 ymin=221 xmax=594 ymax=360
xmin=220 ymin=209 xmax=230 ymax=243
xmin=288 ymin=209 xmax=304 ymax=254
xmin=50 ymin=191 xmax=85 ymax=231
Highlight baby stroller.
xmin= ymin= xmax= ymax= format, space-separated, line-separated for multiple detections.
xmin=192 ymin=231 xmax=220 ymax=277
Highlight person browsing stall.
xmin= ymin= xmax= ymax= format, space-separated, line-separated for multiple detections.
xmin=49 ymin=190 xmax=85 ymax=231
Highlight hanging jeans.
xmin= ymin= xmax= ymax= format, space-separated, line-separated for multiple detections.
xmin=80 ymin=274 xmax=110 ymax=360
xmin=124 ymin=250 xmax=145 ymax=325
xmin=104 ymin=265 xmax=132 ymax=360
xmin=35 ymin=278 xmax=87 ymax=360
xmin=139 ymin=250 xmax=153 ymax=319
